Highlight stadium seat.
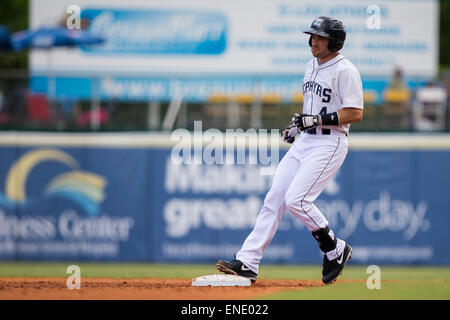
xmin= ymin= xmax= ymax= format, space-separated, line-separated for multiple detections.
xmin=235 ymin=93 xmax=254 ymax=104
xmin=204 ymin=93 xmax=237 ymax=128
xmin=0 ymin=111 xmax=8 ymax=124
xmin=262 ymin=93 xmax=282 ymax=104
xmin=26 ymin=93 xmax=51 ymax=123
xmin=363 ymin=90 xmax=377 ymax=104
xmin=208 ymin=93 xmax=229 ymax=104
xmin=260 ymin=94 xmax=283 ymax=126
xmin=381 ymin=88 xmax=412 ymax=129
xmin=384 ymin=88 xmax=411 ymax=104
xmin=292 ymin=93 xmax=304 ymax=104
xmin=76 ymin=107 xmax=109 ymax=127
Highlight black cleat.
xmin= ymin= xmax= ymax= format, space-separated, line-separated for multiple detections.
xmin=322 ymin=243 xmax=352 ymax=284
xmin=216 ymin=259 xmax=257 ymax=283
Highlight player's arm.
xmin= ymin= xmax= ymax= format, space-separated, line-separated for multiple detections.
xmin=337 ymin=107 xmax=363 ymax=124
xmin=292 ymin=107 xmax=363 ymax=131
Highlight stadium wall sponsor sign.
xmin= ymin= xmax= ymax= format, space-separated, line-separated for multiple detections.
xmin=31 ymin=0 xmax=438 ymax=76
xmin=0 ymin=133 xmax=448 ymax=264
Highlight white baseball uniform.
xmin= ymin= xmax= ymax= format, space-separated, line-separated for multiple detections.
xmin=236 ymin=53 xmax=363 ymax=274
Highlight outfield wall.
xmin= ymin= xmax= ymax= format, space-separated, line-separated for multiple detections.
xmin=0 ymin=132 xmax=449 ymax=264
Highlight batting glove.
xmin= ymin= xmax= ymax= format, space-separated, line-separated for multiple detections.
xmin=281 ymin=124 xmax=299 ymax=144
xmin=292 ymin=113 xmax=321 ymax=131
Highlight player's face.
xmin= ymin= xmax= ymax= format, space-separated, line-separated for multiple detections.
xmin=310 ymin=34 xmax=331 ymax=59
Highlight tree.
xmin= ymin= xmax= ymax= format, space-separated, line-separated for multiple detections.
xmin=0 ymin=0 xmax=28 ymax=69
xmin=440 ymin=0 xmax=450 ymax=71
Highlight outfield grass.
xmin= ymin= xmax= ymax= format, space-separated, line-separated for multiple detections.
xmin=0 ymin=262 xmax=217 ymax=279
xmin=0 ymin=262 xmax=449 ymax=299
xmin=265 ymin=280 xmax=450 ymax=300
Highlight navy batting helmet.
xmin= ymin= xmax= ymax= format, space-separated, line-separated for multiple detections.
xmin=303 ymin=16 xmax=346 ymax=52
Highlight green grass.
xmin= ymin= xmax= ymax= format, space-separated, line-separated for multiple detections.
xmin=265 ymin=280 xmax=450 ymax=300
xmin=0 ymin=262 xmax=217 ymax=279
xmin=260 ymin=265 xmax=450 ymax=300
xmin=0 ymin=262 xmax=449 ymax=299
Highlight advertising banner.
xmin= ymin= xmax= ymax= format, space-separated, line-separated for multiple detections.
xmin=0 ymin=147 xmax=149 ymax=261
xmin=29 ymin=0 xmax=437 ymax=102
xmin=0 ymin=133 xmax=449 ymax=264
xmin=31 ymin=0 xmax=438 ymax=76
xmin=154 ymin=149 xmax=449 ymax=264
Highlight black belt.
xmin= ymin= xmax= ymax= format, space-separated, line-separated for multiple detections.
xmin=306 ymin=128 xmax=331 ymax=135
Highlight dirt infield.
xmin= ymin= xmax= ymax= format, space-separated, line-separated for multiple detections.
xmin=0 ymin=277 xmax=324 ymax=300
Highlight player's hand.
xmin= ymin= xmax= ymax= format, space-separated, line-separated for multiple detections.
xmin=292 ymin=113 xmax=321 ymax=131
xmin=281 ymin=124 xmax=298 ymax=144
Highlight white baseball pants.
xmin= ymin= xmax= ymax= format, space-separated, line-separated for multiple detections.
xmin=236 ymin=132 xmax=348 ymax=274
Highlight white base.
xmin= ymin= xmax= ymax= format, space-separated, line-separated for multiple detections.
xmin=191 ymin=274 xmax=251 ymax=287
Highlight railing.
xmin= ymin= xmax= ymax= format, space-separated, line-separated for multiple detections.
xmin=0 ymin=70 xmax=448 ymax=132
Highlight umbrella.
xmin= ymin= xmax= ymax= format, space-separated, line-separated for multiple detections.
xmin=10 ymin=26 xmax=104 ymax=51
xmin=9 ymin=26 xmax=104 ymax=129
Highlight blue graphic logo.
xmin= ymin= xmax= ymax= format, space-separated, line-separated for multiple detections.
xmin=0 ymin=149 xmax=107 ymax=216
xmin=81 ymin=8 xmax=227 ymax=55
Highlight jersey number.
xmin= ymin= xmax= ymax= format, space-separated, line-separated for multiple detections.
xmin=319 ymin=107 xmax=327 ymax=115
xmin=322 ymin=88 xmax=331 ymax=103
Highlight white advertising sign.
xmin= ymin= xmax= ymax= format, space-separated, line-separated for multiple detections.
xmin=30 ymin=0 xmax=438 ymax=77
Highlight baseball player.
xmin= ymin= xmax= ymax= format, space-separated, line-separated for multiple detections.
xmin=217 ymin=16 xmax=363 ymax=284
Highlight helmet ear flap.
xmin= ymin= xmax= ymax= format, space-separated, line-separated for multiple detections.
xmin=328 ymin=39 xmax=336 ymax=52
xmin=328 ymin=39 xmax=344 ymax=52
xmin=308 ymin=36 xmax=312 ymax=47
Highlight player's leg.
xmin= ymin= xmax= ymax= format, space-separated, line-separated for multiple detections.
xmin=284 ymin=135 xmax=351 ymax=283
xmin=284 ymin=137 xmax=347 ymax=231
xmin=217 ymin=146 xmax=301 ymax=279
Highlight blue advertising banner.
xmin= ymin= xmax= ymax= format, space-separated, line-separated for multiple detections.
xmin=81 ymin=8 xmax=227 ymax=55
xmin=0 ymin=134 xmax=449 ymax=264
xmin=28 ymin=75 xmax=427 ymax=103
xmin=0 ymin=147 xmax=149 ymax=261
xmin=154 ymin=149 xmax=450 ymax=265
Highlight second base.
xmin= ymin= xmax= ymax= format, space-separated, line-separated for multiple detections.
xmin=191 ymin=274 xmax=251 ymax=287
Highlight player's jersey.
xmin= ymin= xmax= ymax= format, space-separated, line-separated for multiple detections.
xmin=302 ymin=54 xmax=363 ymax=135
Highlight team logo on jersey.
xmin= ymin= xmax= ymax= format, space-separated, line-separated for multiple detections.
xmin=303 ymin=80 xmax=331 ymax=103
xmin=0 ymin=149 xmax=107 ymax=216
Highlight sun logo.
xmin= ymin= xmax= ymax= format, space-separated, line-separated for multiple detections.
xmin=0 ymin=149 xmax=107 ymax=216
